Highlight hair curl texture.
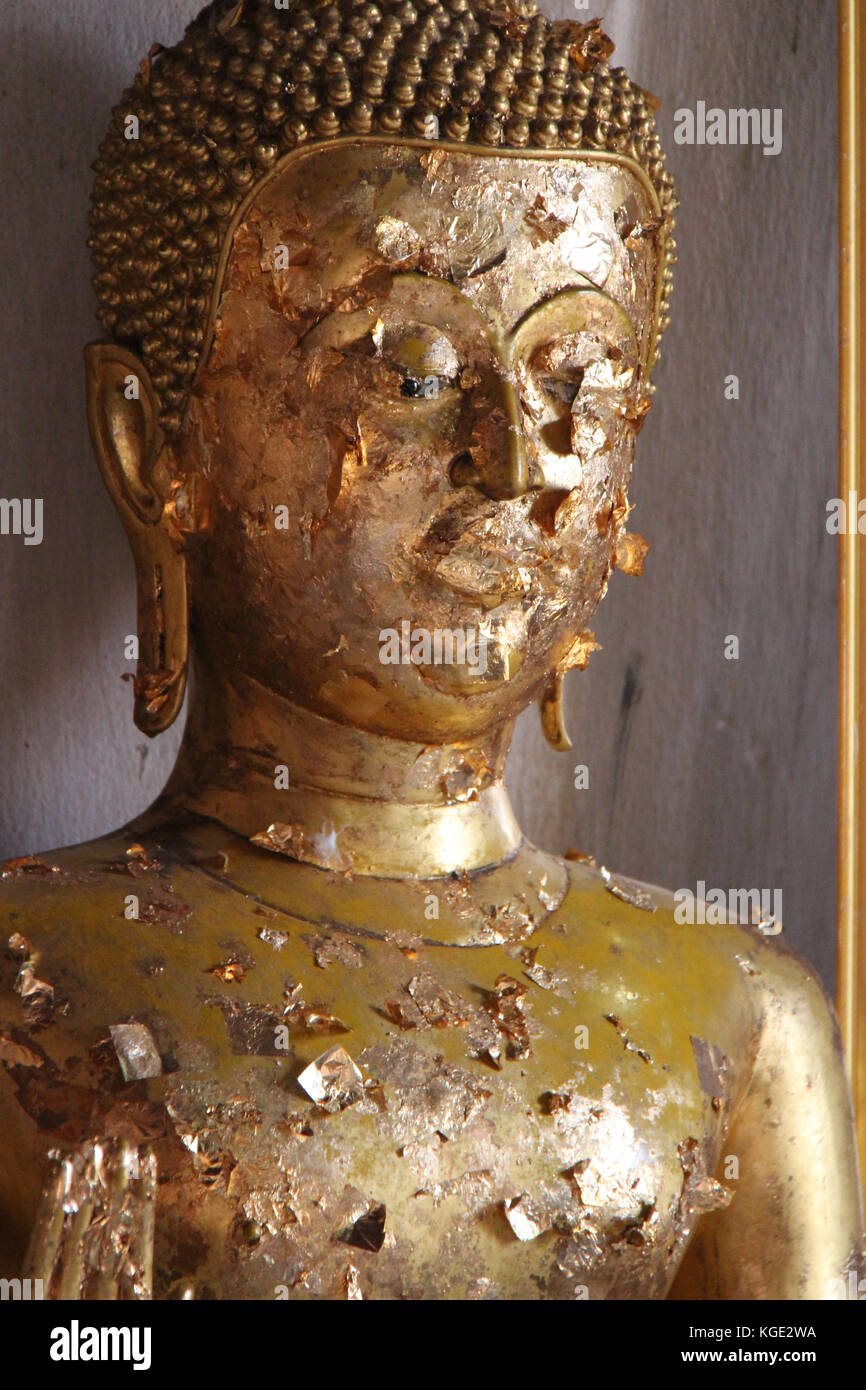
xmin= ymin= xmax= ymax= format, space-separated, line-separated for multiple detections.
xmin=90 ymin=0 xmax=677 ymax=437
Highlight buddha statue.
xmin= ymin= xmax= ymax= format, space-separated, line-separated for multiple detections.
xmin=0 ymin=0 xmax=861 ymax=1302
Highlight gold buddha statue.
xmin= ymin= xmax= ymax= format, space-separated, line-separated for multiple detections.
xmin=0 ymin=0 xmax=861 ymax=1301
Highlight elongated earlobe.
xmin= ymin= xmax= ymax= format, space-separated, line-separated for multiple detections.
xmin=539 ymin=673 xmax=572 ymax=751
xmin=85 ymin=342 xmax=188 ymax=736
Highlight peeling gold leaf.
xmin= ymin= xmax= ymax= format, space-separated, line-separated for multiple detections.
xmin=615 ymin=531 xmax=650 ymax=576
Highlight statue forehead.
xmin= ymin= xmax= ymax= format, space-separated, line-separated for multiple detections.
xmin=217 ymin=141 xmax=661 ymax=348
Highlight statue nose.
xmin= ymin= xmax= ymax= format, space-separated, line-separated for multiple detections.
xmin=472 ymin=377 xmax=540 ymax=500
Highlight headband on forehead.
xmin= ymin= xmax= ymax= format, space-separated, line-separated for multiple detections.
xmin=90 ymin=0 xmax=677 ymax=437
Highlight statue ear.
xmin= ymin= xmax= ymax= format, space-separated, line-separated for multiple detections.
xmin=84 ymin=342 xmax=188 ymax=736
xmin=539 ymin=673 xmax=572 ymax=752
xmin=85 ymin=343 xmax=166 ymax=523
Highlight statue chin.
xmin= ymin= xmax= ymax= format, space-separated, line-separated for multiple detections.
xmin=0 ymin=0 xmax=859 ymax=1308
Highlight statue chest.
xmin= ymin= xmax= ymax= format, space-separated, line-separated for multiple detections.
xmin=149 ymin=1026 xmax=733 ymax=1301
xmin=2 ymin=868 xmax=747 ymax=1300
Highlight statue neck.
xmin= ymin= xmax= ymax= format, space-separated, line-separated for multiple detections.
xmin=159 ymin=665 xmax=522 ymax=879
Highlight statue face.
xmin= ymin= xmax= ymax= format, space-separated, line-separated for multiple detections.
xmin=179 ymin=142 xmax=662 ymax=741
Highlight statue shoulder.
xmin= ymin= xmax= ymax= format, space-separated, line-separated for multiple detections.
xmin=0 ymin=828 xmax=153 ymax=935
xmin=0 ymin=816 xmax=242 ymax=1060
xmin=545 ymin=856 xmax=839 ymax=1044
xmin=0 ymin=816 xmax=235 ymax=952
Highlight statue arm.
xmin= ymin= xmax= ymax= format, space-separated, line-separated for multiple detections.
xmin=670 ymin=946 xmax=863 ymax=1300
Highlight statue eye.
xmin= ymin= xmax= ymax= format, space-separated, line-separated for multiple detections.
xmin=375 ymin=321 xmax=462 ymax=402
xmin=399 ymin=371 xmax=457 ymax=399
xmin=536 ymin=369 xmax=585 ymax=410
xmin=530 ymin=334 xmax=616 ymax=406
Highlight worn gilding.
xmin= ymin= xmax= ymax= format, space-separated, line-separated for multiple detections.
xmin=0 ymin=0 xmax=861 ymax=1301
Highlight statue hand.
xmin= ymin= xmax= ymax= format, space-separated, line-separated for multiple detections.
xmin=24 ymin=1138 xmax=156 ymax=1299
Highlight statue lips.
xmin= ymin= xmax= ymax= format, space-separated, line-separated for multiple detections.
xmin=418 ymin=503 xmax=550 ymax=602
xmin=430 ymin=547 xmax=540 ymax=603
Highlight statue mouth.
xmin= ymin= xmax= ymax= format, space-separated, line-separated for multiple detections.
xmin=417 ymin=503 xmax=548 ymax=603
xmin=429 ymin=549 xmax=539 ymax=602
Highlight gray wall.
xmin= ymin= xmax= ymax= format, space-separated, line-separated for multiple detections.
xmin=0 ymin=1 xmax=839 ymax=986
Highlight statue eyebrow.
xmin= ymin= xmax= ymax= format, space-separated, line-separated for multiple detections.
xmin=454 ymin=246 xmax=508 ymax=280
xmin=506 ymin=283 xmax=608 ymax=340
xmin=298 ymin=277 xmax=626 ymax=362
xmin=382 ymin=273 xmax=618 ymax=347
xmin=296 ymin=304 xmax=378 ymax=350
xmin=300 ymin=271 xmax=486 ymax=347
